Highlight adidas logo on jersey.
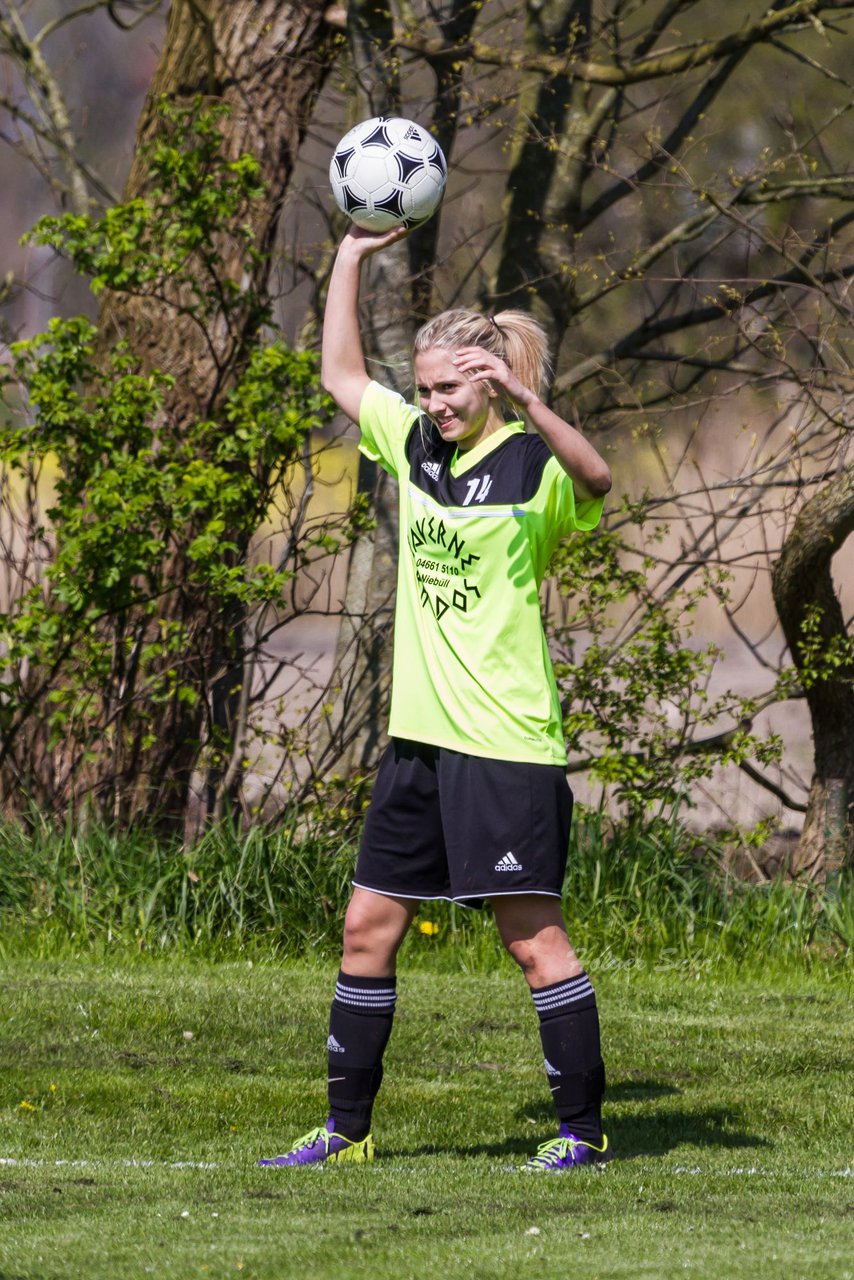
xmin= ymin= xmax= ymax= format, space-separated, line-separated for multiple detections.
xmin=421 ymin=459 xmax=442 ymax=481
xmin=544 ymin=1058 xmax=561 ymax=1077
xmin=327 ymin=1034 xmax=345 ymax=1054
xmin=495 ymin=852 xmax=523 ymax=872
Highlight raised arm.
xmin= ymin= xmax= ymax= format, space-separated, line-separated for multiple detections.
xmin=321 ymin=225 xmax=408 ymax=424
xmin=452 ymin=346 xmax=612 ymax=501
xmin=511 ymin=392 xmax=612 ymax=501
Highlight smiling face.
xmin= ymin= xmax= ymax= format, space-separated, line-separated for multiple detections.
xmin=414 ymin=347 xmax=504 ymax=452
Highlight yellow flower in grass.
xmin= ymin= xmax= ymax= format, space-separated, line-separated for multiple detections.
xmin=19 ymin=1100 xmax=36 ymax=1111
xmin=419 ymin=920 xmax=440 ymax=937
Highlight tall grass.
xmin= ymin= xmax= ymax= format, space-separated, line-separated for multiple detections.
xmin=0 ymin=808 xmax=851 ymax=967
xmin=0 ymin=810 xmax=354 ymax=960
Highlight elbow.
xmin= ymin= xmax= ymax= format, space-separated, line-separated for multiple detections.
xmin=320 ymin=358 xmax=362 ymax=406
xmin=588 ymin=466 xmax=612 ymax=498
xmin=320 ymin=344 xmax=345 ymax=396
xmin=320 ymin=365 xmax=346 ymax=410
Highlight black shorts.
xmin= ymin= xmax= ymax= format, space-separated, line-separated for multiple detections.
xmin=354 ymin=738 xmax=573 ymax=908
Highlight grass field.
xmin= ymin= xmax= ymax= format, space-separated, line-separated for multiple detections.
xmin=1 ymin=956 xmax=851 ymax=1280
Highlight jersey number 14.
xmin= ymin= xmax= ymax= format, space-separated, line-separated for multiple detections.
xmin=463 ymin=474 xmax=493 ymax=505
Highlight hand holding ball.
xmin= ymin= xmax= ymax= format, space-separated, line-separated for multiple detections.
xmin=330 ymin=117 xmax=447 ymax=231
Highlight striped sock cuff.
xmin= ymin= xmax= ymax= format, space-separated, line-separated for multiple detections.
xmin=334 ymin=971 xmax=398 ymax=1014
xmin=531 ymin=972 xmax=595 ymax=1018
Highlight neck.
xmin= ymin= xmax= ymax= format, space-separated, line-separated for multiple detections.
xmin=457 ymin=407 xmax=507 ymax=453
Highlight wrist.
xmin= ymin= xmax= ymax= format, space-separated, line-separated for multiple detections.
xmin=516 ymin=388 xmax=540 ymax=412
xmin=337 ymin=235 xmax=370 ymax=267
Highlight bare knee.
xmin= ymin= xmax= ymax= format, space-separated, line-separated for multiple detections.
xmin=504 ymin=936 xmax=539 ymax=979
xmin=341 ymin=890 xmax=415 ymax=976
xmin=342 ymin=899 xmax=385 ymax=963
xmin=492 ymin=896 xmax=582 ymax=988
xmin=503 ymin=928 xmax=582 ymax=987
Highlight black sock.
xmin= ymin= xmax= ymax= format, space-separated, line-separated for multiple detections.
xmin=326 ymin=971 xmax=397 ymax=1140
xmin=531 ymin=972 xmax=605 ymax=1144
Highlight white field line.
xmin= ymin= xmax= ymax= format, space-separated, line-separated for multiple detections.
xmin=672 ymin=1165 xmax=853 ymax=1178
xmin=0 ymin=1158 xmax=216 ymax=1170
xmin=0 ymin=1157 xmax=852 ymax=1177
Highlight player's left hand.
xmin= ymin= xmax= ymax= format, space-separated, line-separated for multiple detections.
xmin=452 ymin=346 xmax=536 ymax=409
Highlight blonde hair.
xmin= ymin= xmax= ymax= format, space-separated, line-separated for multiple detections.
xmin=413 ymin=308 xmax=551 ymax=399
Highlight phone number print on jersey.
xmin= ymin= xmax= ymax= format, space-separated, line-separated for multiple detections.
xmin=408 ymin=511 xmax=481 ymax=621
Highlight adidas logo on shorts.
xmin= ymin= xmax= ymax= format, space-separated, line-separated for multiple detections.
xmin=327 ymin=1034 xmax=345 ymax=1054
xmin=544 ymin=1058 xmax=561 ymax=1076
xmin=495 ymin=852 xmax=523 ymax=872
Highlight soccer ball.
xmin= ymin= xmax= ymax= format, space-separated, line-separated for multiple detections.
xmin=329 ymin=117 xmax=447 ymax=231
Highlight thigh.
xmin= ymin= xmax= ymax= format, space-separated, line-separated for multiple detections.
xmin=437 ymin=752 xmax=573 ymax=904
xmin=354 ymin=739 xmax=451 ymax=901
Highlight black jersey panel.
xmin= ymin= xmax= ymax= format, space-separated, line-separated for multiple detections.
xmin=404 ymin=414 xmax=447 ymax=468
xmin=406 ymin=422 xmax=553 ymax=508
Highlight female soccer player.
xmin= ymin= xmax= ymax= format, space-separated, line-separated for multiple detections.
xmin=259 ymin=224 xmax=613 ymax=1172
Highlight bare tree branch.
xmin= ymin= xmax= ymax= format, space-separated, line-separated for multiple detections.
xmin=0 ymin=2 xmax=91 ymax=212
xmin=395 ymin=0 xmax=854 ymax=87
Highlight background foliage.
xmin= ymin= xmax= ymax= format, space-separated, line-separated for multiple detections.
xmin=0 ymin=0 xmax=852 ymax=875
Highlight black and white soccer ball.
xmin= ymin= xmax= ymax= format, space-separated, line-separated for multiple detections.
xmin=329 ymin=117 xmax=447 ymax=231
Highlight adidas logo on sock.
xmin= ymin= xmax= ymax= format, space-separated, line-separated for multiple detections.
xmin=495 ymin=852 xmax=523 ymax=872
xmin=544 ymin=1058 xmax=561 ymax=1077
xmin=327 ymin=1034 xmax=345 ymax=1054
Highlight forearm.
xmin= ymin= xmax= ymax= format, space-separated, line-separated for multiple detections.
xmin=520 ymin=394 xmax=612 ymax=500
xmin=321 ymin=226 xmax=408 ymax=422
xmin=451 ymin=343 xmax=612 ymax=500
xmin=320 ymin=240 xmax=370 ymax=420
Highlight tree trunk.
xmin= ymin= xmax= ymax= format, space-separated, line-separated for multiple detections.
xmin=406 ymin=0 xmax=479 ymax=321
xmin=317 ymin=0 xmax=479 ymax=780
xmin=771 ymin=463 xmax=854 ymax=880
xmin=91 ymin=0 xmax=339 ymax=829
xmin=492 ymin=0 xmax=591 ymax=343
xmin=317 ymin=0 xmax=406 ymax=778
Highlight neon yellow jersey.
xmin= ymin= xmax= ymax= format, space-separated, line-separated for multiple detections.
xmin=358 ymin=381 xmax=604 ymax=764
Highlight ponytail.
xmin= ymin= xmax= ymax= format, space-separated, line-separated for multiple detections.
xmin=491 ymin=310 xmax=552 ymax=398
xmin=413 ymin=308 xmax=551 ymax=399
